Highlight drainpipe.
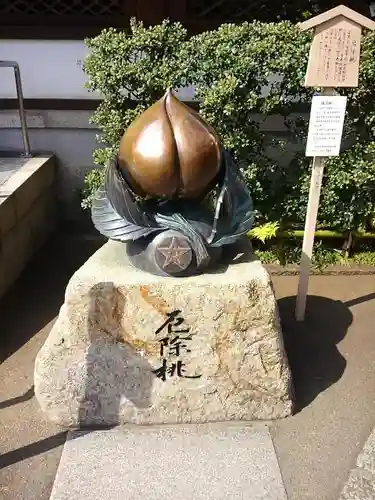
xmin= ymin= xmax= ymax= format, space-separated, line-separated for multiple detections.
xmin=0 ymin=61 xmax=31 ymax=157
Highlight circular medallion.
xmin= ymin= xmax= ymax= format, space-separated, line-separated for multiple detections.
xmin=152 ymin=231 xmax=193 ymax=274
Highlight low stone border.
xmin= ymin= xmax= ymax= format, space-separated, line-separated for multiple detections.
xmin=0 ymin=155 xmax=56 ymax=298
xmin=339 ymin=428 xmax=375 ymax=499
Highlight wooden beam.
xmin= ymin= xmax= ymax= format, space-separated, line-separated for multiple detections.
xmin=0 ymin=98 xmax=200 ymax=111
xmin=0 ymin=99 xmax=101 ymax=110
xmin=0 ymin=25 xmax=116 ymax=39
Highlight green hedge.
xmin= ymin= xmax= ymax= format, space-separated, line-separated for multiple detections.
xmin=82 ymin=18 xmax=375 ymax=231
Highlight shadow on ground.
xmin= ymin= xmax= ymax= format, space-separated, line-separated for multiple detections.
xmin=0 ymin=432 xmax=68 ymax=470
xmin=0 ymin=386 xmax=34 ymax=409
xmin=278 ymin=295 xmax=352 ymax=412
xmin=0 ymin=231 xmax=103 ymax=364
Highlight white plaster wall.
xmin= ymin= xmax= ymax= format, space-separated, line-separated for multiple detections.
xmin=0 ymin=40 xmax=98 ymax=99
xmin=0 ymin=40 xmax=196 ymax=100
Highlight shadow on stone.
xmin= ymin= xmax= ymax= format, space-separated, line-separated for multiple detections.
xmin=78 ymin=282 xmax=154 ymax=428
xmin=205 ymin=237 xmax=257 ymax=274
xmin=278 ymin=295 xmax=352 ymax=412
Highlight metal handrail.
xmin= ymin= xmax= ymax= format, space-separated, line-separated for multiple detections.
xmin=0 ymin=61 xmax=31 ymax=157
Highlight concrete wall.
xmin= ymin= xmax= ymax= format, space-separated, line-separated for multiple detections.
xmin=0 ymin=40 xmax=97 ymax=99
xmin=0 ymin=39 xmax=99 ymax=225
xmin=0 ymin=156 xmax=56 ymax=298
xmin=0 ymin=39 xmax=198 ymax=226
xmin=0 ymin=111 xmax=97 ymax=225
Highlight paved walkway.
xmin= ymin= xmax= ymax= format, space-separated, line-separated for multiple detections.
xmin=271 ymin=276 xmax=375 ymax=500
xmin=0 ymin=234 xmax=375 ymax=500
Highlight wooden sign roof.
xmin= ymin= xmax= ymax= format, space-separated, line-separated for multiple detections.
xmin=299 ymin=5 xmax=375 ymax=32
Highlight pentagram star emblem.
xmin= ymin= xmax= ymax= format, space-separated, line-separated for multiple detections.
xmin=156 ymin=236 xmax=192 ymax=270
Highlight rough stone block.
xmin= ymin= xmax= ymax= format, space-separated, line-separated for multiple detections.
xmin=357 ymin=429 xmax=375 ymax=475
xmin=35 ymin=240 xmax=293 ymax=427
xmin=339 ymin=469 xmax=375 ymax=500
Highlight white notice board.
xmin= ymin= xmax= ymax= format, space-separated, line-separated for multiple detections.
xmin=305 ymin=95 xmax=347 ymax=157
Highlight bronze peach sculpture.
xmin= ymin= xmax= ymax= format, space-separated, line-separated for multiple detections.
xmin=91 ymin=89 xmax=254 ymax=277
xmin=118 ymin=90 xmax=222 ymax=199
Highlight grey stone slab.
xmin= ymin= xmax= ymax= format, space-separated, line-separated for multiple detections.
xmin=339 ymin=469 xmax=375 ymax=500
xmin=49 ymin=424 xmax=287 ymax=500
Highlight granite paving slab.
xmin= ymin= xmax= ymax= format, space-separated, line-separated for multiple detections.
xmin=49 ymin=424 xmax=287 ymax=500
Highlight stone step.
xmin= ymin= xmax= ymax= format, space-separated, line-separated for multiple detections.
xmin=49 ymin=424 xmax=287 ymax=500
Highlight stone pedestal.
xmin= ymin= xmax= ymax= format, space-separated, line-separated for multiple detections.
xmin=34 ymin=240 xmax=293 ymax=427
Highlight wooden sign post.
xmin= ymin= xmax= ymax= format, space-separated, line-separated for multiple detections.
xmin=295 ymin=6 xmax=375 ymax=322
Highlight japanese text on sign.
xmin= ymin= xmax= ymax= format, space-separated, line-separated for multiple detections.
xmin=152 ymin=310 xmax=201 ymax=382
xmin=305 ymin=95 xmax=347 ymax=157
xmin=304 ymin=20 xmax=361 ymax=87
